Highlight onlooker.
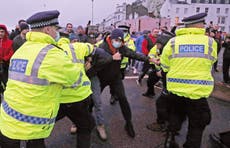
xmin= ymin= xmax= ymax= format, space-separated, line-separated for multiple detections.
xmin=65 ymin=23 xmax=74 ymax=34
xmin=12 ymin=23 xmax=29 ymax=52
xmin=76 ymin=25 xmax=88 ymax=43
xmin=0 ymin=24 xmax=14 ymax=96
xmin=136 ymin=29 xmax=158 ymax=85
xmin=9 ymin=19 xmax=26 ymax=40
xmin=222 ymin=34 xmax=230 ymax=85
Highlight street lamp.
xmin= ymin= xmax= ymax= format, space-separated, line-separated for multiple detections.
xmin=92 ymin=0 xmax=94 ymax=25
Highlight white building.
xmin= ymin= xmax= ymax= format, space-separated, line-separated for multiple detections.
xmin=161 ymin=0 xmax=230 ymax=32
xmin=100 ymin=3 xmax=127 ymax=30
xmin=142 ymin=0 xmax=165 ymax=17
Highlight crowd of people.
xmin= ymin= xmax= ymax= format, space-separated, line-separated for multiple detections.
xmin=0 ymin=10 xmax=230 ymax=148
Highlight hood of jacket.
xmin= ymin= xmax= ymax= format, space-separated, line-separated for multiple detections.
xmin=0 ymin=24 xmax=9 ymax=40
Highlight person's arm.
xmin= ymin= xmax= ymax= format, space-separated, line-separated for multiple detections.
xmin=119 ymin=45 xmax=158 ymax=65
xmin=211 ymin=38 xmax=218 ymax=64
xmin=160 ymin=39 xmax=173 ymax=73
xmin=3 ymin=41 xmax=14 ymax=62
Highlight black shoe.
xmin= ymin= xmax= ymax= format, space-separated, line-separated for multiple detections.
xmin=136 ymin=79 xmax=142 ymax=86
xmin=125 ymin=122 xmax=135 ymax=138
xmin=214 ymin=69 xmax=219 ymax=72
xmin=209 ymin=133 xmax=227 ymax=148
xmin=110 ymin=96 xmax=116 ymax=105
xmin=142 ymin=92 xmax=155 ymax=98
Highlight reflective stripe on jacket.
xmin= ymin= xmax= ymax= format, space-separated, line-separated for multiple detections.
xmin=160 ymin=28 xmax=217 ymax=99
xmin=59 ymin=42 xmax=94 ymax=103
xmin=0 ymin=32 xmax=80 ymax=140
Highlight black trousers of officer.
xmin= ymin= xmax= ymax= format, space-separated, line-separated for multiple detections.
xmin=138 ymin=62 xmax=151 ymax=80
xmin=155 ymin=92 xmax=170 ymax=124
xmin=167 ymin=93 xmax=211 ymax=148
xmin=0 ymin=133 xmax=45 ymax=148
xmin=56 ymin=97 xmax=95 ymax=148
xmin=101 ymin=78 xmax=132 ymax=122
xmin=223 ymin=58 xmax=230 ymax=83
xmin=146 ymin=69 xmax=160 ymax=95
xmin=0 ymin=63 xmax=8 ymax=94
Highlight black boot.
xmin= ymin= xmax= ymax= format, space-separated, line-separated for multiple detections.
xmin=164 ymin=131 xmax=179 ymax=148
xmin=125 ymin=121 xmax=135 ymax=138
xmin=110 ymin=95 xmax=116 ymax=105
xmin=77 ymin=133 xmax=91 ymax=148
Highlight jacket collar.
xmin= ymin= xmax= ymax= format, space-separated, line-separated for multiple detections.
xmin=176 ymin=28 xmax=205 ymax=36
xmin=26 ymin=32 xmax=56 ymax=45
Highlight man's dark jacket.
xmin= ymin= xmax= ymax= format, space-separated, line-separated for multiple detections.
xmin=98 ymin=41 xmax=149 ymax=84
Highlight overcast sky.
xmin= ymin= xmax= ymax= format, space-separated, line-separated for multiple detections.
xmin=0 ymin=0 xmax=135 ymax=30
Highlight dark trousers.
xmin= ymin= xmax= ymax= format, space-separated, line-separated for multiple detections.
xmin=223 ymin=58 xmax=230 ymax=83
xmin=101 ymin=79 xmax=132 ymax=122
xmin=138 ymin=62 xmax=151 ymax=80
xmin=156 ymin=92 xmax=170 ymax=124
xmin=110 ymin=68 xmax=126 ymax=99
xmin=214 ymin=47 xmax=221 ymax=70
xmin=146 ymin=70 xmax=160 ymax=94
xmin=0 ymin=64 xmax=8 ymax=94
xmin=167 ymin=93 xmax=211 ymax=148
xmin=0 ymin=132 xmax=45 ymax=148
xmin=56 ymin=97 xmax=95 ymax=148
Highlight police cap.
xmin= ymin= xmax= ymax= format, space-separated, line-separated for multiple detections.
xmin=182 ymin=12 xmax=207 ymax=25
xmin=118 ymin=25 xmax=130 ymax=31
xmin=26 ymin=10 xmax=60 ymax=29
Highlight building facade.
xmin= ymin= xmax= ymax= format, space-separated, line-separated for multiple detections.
xmin=161 ymin=0 xmax=230 ymax=32
xmin=116 ymin=16 xmax=171 ymax=33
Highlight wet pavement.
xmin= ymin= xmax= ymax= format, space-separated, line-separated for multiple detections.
xmin=46 ymin=48 xmax=230 ymax=148
xmin=46 ymin=78 xmax=230 ymax=148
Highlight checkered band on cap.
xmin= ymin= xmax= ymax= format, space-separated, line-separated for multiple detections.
xmin=183 ymin=17 xmax=205 ymax=25
xmin=30 ymin=18 xmax=59 ymax=29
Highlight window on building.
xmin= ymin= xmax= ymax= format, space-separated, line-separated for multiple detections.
xmin=220 ymin=26 xmax=225 ymax=31
xmin=200 ymin=0 xmax=205 ymax=3
xmin=218 ymin=16 xmax=226 ymax=24
xmin=184 ymin=8 xmax=188 ymax=14
xmin=213 ymin=0 xmax=216 ymax=3
xmin=205 ymin=8 xmax=209 ymax=13
xmin=225 ymin=8 xmax=229 ymax=14
xmin=218 ymin=16 xmax=221 ymax=24
xmin=118 ymin=15 xmax=120 ymax=20
xmin=217 ymin=8 xmax=220 ymax=13
xmin=196 ymin=7 xmax=200 ymax=13
xmin=176 ymin=8 xmax=180 ymax=13
xmin=191 ymin=0 xmax=196 ymax=2
xmin=221 ymin=17 xmax=226 ymax=24
xmin=221 ymin=0 xmax=225 ymax=3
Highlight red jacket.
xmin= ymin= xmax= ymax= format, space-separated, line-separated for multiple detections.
xmin=142 ymin=34 xmax=156 ymax=55
xmin=0 ymin=24 xmax=14 ymax=62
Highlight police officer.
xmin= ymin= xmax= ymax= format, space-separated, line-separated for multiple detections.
xmin=160 ymin=13 xmax=217 ymax=148
xmin=58 ymin=35 xmax=121 ymax=143
xmin=0 ymin=10 xmax=81 ymax=148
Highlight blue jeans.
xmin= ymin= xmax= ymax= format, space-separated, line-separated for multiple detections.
xmin=90 ymin=76 xmax=105 ymax=125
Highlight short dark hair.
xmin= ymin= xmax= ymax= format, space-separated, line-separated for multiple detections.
xmin=66 ymin=23 xmax=73 ymax=27
xmin=18 ymin=19 xmax=26 ymax=25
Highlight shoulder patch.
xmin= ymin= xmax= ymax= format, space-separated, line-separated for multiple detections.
xmin=9 ymin=59 xmax=28 ymax=73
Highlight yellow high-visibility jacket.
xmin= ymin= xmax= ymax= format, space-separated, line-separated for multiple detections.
xmin=160 ymin=28 xmax=217 ymax=99
xmin=0 ymin=32 xmax=81 ymax=140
